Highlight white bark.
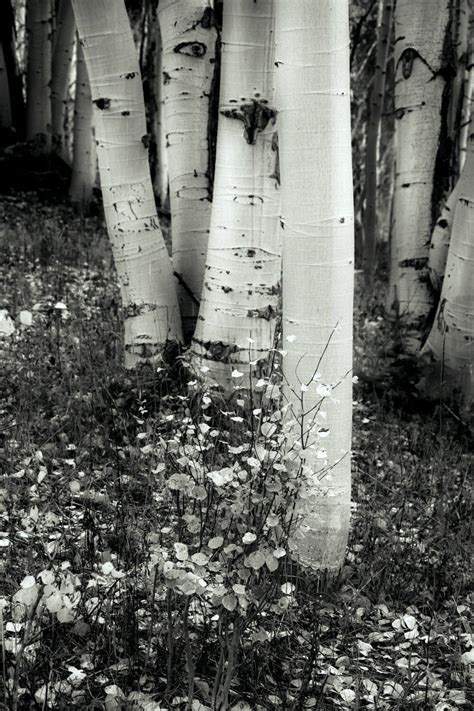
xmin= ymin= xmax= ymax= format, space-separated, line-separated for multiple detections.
xmin=25 ymin=0 xmax=51 ymax=150
xmin=158 ymin=0 xmax=218 ymax=340
xmin=71 ymin=0 xmax=182 ymax=366
xmin=191 ymin=0 xmax=280 ymax=387
xmin=391 ymin=0 xmax=450 ymax=351
xmin=423 ymin=131 xmax=474 ymax=401
xmin=275 ymin=0 xmax=354 ymax=571
xmin=69 ymin=41 xmax=95 ymax=208
xmin=146 ymin=8 xmax=168 ymax=208
xmin=51 ymin=0 xmax=75 ymax=159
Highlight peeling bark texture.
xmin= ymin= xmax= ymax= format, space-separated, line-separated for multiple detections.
xmin=143 ymin=2 xmax=169 ymax=208
xmin=276 ymin=0 xmax=354 ymax=572
xmin=191 ymin=0 xmax=281 ymax=388
xmin=25 ymin=0 xmax=52 ymax=151
xmin=158 ymin=0 xmax=218 ymax=341
xmin=71 ymin=0 xmax=182 ymax=367
xmin=69 ymin=41 xmax=96 ymax=209
xmin=51 ymin=0 xmax=75 ymax=160
xmin=0 ymin=0 xmax=25 ymax=140
xmin=422 ymin=129 xmax=474 ymax=402
xmin=390 ymin=0 xmax=451 ymax=351
xmin=363 ymin=0 xmax=393 ymax=273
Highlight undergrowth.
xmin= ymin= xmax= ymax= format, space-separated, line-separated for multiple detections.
xmin=0 ymin=192 xmax=472 ymax=710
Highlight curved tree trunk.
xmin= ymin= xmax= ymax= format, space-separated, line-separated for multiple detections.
xmin=25 ymin=0 xmax=52 ymax=150
xmin=51 ymin=0 xmax=75 ymax=159
xmin=422 ymin=129 xmax=474 ymax=402
xmin=428 ymin=180 xmax=460 ymax=293
xmin=363 ymin=0 xmax=393 ymax=273
xmin=0 ymin=0 xmax=25 ymax=140
xmin=276 ymin=0 xmax=354 ymax=572
xmin=158 ymin=0 xmax=218 ymax=341
xmin=390 ymin=0 xmax=452 ymax=351
xmin=71 ymin=0 xmax=182 ymax=366
xmin=69 ymin=42 xmax=95 ymax=208
xmin=191 ymin=0 xmax=280 ymax=387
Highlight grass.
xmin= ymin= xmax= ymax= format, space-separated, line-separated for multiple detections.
xmin=0 ymin=188 xmax=472 ymax=710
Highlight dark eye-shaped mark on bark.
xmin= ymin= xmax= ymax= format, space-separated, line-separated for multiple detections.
xmin=94 ymin=98 xmax=111 ymax=110
xmin=174 ymin=41 xmax=207 ymax=58
xmin=400 ymin=47 xmax=417 ymax=79
xmin=221 ymin=100 xmax=277 ymax=144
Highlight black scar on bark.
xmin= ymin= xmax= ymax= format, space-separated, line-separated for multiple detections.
xmin=437 ymin=218 xmax=448 ymax=229
xmin=193 ymin=339 xmax=240 ymax=362
xmin=220 ymin=100 xmax=277 ymax=145
xmin=174 ymin=41 xmax=207 ymax=58
xmin=94 ymin=98 xmax=111 ymax=110
xmin=400 ymin=48 xmax=417 ymax=79
xmin=270 ymin=131 xmax=280 ymax=184
xmin=141 ymin=134 xmax=150 ymax=149
xmin=163 ymin=71 xmax=171 ymax=85
xmin=398 ymin=257 xmax=429 ymax=270
xmin=122 ymin=72 xmax=138 ymax=80
xmin=247 ymin=305 xmax=276 ymax=321
xmin=122 ymin=110 xmax=130 ymax=116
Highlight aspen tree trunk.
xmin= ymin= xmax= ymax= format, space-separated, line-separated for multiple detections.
xmin=390 ymin=0 xmax=452 ymax=351
xmin=191 ymin=0 xmax=280 ymax=387
xmin=144 ymin=3 xmax=168 ymax=208
xmin=0 ymin=42 xmax=12 ymax=140
xmin=276 ymin=0 xmax=354 ymax=572
xmin=51 ymin=0 xmax=75 ymax=159
xmin=158 ymin=0 xmax=218 ymax=340
xmin=71 ymin=0 xmax=182 ymax=366
xmin=25 ymin=0 xmax=52 ymax=150
xmin=363 ymin=0 xmax=393 ymax=272
xmin=69 ymin=42 xmax=95 ymax=208
xmin=0 ymin=0 xmax=25 ymax=140
xmin=422 ymin=129 xmax=474 ymax=402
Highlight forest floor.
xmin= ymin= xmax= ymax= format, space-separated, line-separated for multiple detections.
xmin=0 ymin=186 xmax=472 ymax=710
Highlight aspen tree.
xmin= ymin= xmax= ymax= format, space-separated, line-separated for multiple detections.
xmin=0 ymin=0 xmax=25 ymax=140
xmin=363 ymin=0 xmax=393 ymax=272
xmin=69 ymin=42 xmax=95 ymax=208
xmin=71 ymin=0 xmax=182 ymax=366
xmin=423 ymin=127 xmax=474 ymax=401
xmin=144 ymin=3 xmax=168 ymax=208
xmin=158 ymin=0 xmax=218 ymax=340
xmin=276 ymin=0 xmax=354 ymax=571
xmin=0 ymin=42 xmax=12 ymax=139
xmin=191 ymin=0 xmax=280 ymax=387
xmin=51 ymin=0 xmax=75 ymax=159
xmin=25 ymin=0 xmax=52 ymax=150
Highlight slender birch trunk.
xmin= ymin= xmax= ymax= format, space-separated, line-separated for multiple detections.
xmin=363 ymin=0 xmax=393 ymax=272
xmin=390 ymin=0 xmax=451 ymax=351
xmin=0 ymin=0 xmax=25 ymax=140
xmin=71 ymin=0 xmax=182 ymax=366
xmin=0 ymin=42 xmax=12 ymax=140
xmin=51 ymin=0 xmax=75 ymax=159
xmin=191 ymin=0 xmax=280 ymax=387
xmin=144 ymin=2 xmax=168 ymax=208
xmin=69 ymin=42 xmax=95 ymax=208
xmin=422 ymin=128 xmax=474 ymax=402
xmin=25 ymin=0 xmax=52 ymax=150
xmin=158 ymin=0 xmax=218 ymax=340
xmin=275 ymin=0 xmax=354 ymax=571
